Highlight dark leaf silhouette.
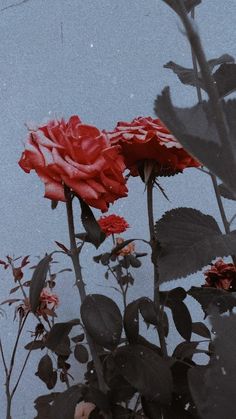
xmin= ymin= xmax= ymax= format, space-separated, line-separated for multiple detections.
xmin=124 ymin=298 xmax=157 ymax=342
xmin=155 ymin=88 xmax=236 ymax=197
xmin=162 ymin=0 xmax=201 ymax=14
xmin=81 ymin=294 xmax=122 ymax=349
xmin=74 ymin=344 xmax=89 ymax=363
xmin=114 ymin=344 xmax=173 ymax=404
xmin=164 ymin=55 xmax=235 ymax=95
xmin=50 ymin=385 xmax=83 ymax=419
xmin=218 ymin=183 xmax=236 ymax=200
xmin=189 ymin=314 xmax=236 ymax=419
xmin=78 ymin=198 xmax=106 ymax=248
xmin=155 ymin=207 xmax=236 ymax=282
xmin=24 ymin=340 xmax=44 ymax=350
xmin=214 ymin=63 xmax=236 ymax=98
xmin=192 ymin=322 xmax=211 ymax=339
xmin=188 ymin=286 xmax=236 ymax=316
xmin=71 ymin=333 xmax=84 ymax=343
xmin=45 ymin=319 xmax=80 ymax=352
xmin=51 ymin=200 xmax=58 ymax=210
xmin=171 ymin=302 xmax=192 ymax=341
xmin=173 ymin=341 xmax=200 ymax=359
xmin=36 ymin=355 xmax=57 ymax=389
xmin=29 ymin=254 xmax=52 ymax=312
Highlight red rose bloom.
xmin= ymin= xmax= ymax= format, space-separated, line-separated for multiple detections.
xmin=98 ymin=214 xmax=129 ymax=236
xmin=19 ymin=116 xmax=128 ymax=212
xmin=203 ymin=259 xmax=236 ymax=291
xmin=106 ymin=116 xmax=200 ymax=176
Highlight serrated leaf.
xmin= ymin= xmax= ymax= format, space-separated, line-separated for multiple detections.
xmin=74 ymin=344 xmax=89 ymax=363
xmin=114 ymin=344 xmax=173 ymax=404
xmin=45 ymin=319 xmax=80 ymax=352
xmin=154 ymin=87 xmax=236 ymax=198
xmin=188 ymin=286 xmax=236 ymax=316
xmin=50 ymin=385 xmax=83 ymax=419
xmin=81 ymin=294 xmax=122 ymax=349
xmin=164 ymin=54 xmax=234 ymax=93
xmin=29 ymin=254 xmax=52 ymax=312
xmin=78 ymin=198 xmax=106 ymax=248
xmin=155 ymin=207 xmax=236 ymax=282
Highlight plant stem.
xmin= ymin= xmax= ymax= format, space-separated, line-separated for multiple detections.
xmin=177 ymin=0 xmax=231 ymax=154
xmin=189 ymin=7 xmax=236 ymax=265
xmin=147 ymin=178 xmax=167 ymax=357
xmin=65 ymin=187 xmax=108 ymax=393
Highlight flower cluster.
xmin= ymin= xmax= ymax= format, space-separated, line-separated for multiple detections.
xmin=98 ymin=214 xmax=129 ymax=236
xmin=203 ymin=259 xmax=236 ymax=291
xmin=19 ymin=116 xmax=128 ymax=212
xmin=19 ymin=287 xmax=59 ymax=318
xmin=106 ymin=116 xmax=200 ymax=176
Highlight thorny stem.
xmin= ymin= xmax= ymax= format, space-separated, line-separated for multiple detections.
xmin=147 ymin=178 xmax=167 ymax=357
xmin=190 ymin=7 xmax=236 ymax=265
xmin=65 ymin=187 xmax=108 ymax=394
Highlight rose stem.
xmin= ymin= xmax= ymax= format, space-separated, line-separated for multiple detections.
xmin=177 ymin=0 xmax=232 ymax=155
xmin=147 ymin=176 xmax=167 ymax=356
xmin=190 ymin=7 xmax=236 ymax=265
xmin=65 ymin=186 xmax=108 ymax=393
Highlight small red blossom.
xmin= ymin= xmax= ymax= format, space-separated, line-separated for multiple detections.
xmin=98 ymin=214 xmax=129 ymax=236
xmin=19 ymin=116 xmax=128 ymax=212
xmin=203 ymin=259 xmax=236 ymax=291
xmin=19 ymin=288 xmax=59 ymax=317
xmin=106 ymin=116 xmax=200 ymax=176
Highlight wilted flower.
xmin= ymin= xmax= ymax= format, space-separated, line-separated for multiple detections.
xmin=98 ymin=214 xmax=129 ymax=236
xmin=115 ymin=237 xmax=135 ymax=256
xmin=203 ymin=259 xmax=236 ymax=291
xmin=106 ymin=116 xmax=200 ymax=176
xmin=74 ymin=401 xmax=96 ymax=419
xmin=19 ymin=116 xmax=128 ymax=212
xmin=18 ymin=287 xmax=59 ymax=317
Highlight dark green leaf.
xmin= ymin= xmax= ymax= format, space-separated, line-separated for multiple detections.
xmin=189 ymin=314 xmax=236 ymax=419
xmin=114 ymin=344 xmax=173 ymax=404
xmin=188 ymin=286 xmax=236 ymax=316
xmin=50 ymin=385 xmax=83 ymax=419
xmin=154 ymin=88 xmax=236 ymax=198
xmin=164 ymin=54 xmax=234 ymax=92
xmin=214 ymin=63 xmax=236 ymax=98
xmin=171 ymin=301 xmax=192 ymax=341
xmin=45 ymin=319 xmax=80 ymax=352
xmin=192 ymin=322 xmax=211 ymax=339
xmin=36 ymin=355 xmax=57 ymax=389
xmin=74 ymin=344 xmax=89 ymax=363
xmin=162 ymin=0 xmax=201 ymax=14
xmin=24 ymin=340 xmax=44 ymax=350
xmin=173 ymin=341 xmax=199 ymax=359
xmin=81 ymin=294 xmax=122 ymax=349
xmin=155 ymin=207 xmax=236 ymax=282
xmin=78 ymin=198 xmax=106 ymax=248
xmin=124 ymin=301 xmax=139 ymax=343
xmin=129 ymin=255 xmax=142 ymax=268
xmin=71 ymin=333 xmax=84 ymax=343
xmin=218 ymin=183 xmax=236 ymax=200
xmin=29 ymin=254 xmax=52 ymax=312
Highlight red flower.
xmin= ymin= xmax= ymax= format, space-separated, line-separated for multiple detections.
xmin=106 ymin=116 xmax=200 ymax=176
xmin=98 ymin=214 xmax=129 ymax=236
xmin=19 ymin=116 xmax=128 ymax=212
xmin=203 ymin=259 xmax=236 ymax=291
xmin=19 ymin=288 xmax=59 ymax=318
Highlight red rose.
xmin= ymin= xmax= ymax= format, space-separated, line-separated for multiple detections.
xmin=98 ymin=214 xmax=129 ymax=236
xmin=203 ymin=259 xmax=236 ymax=291
xmin=19 ymin=116 xmax=128 ymax=212
xmin=106 ymin=116 xmax=200 ymax=176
